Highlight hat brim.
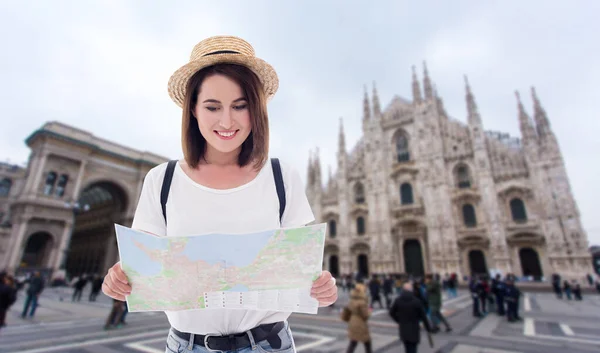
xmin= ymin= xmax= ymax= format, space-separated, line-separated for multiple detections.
xmin=168 ymin=53 xmax=279 ymax=108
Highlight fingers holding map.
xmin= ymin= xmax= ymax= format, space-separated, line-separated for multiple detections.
xmin=115 ymin=223 xmax=327 ymax=314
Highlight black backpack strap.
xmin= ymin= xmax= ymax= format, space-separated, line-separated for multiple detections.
xmin=271 ymin=158 xmax=286 ymax=225
xmin=160 ymin=160 xmax=178 ymax=225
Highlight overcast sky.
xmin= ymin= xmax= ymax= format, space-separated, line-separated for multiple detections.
xmin=1 ymin=1 xmax=599 ymax=245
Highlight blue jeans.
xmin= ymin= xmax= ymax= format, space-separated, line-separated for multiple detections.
xmin=21 ymin=294 xmax=38 ymax=318
xmin=165 ymin=321 xmax=296 ymax=353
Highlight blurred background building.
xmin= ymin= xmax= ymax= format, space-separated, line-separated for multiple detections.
xmin=307 ymin=63 xmax=592 ymax=281
xmin=0 ymin=64 xmax=594 ymax=283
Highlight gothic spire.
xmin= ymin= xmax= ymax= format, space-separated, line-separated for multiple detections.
xmin=531 ymin=86 xmax=552 ymax=137
xmin=363 ymin=85 xmax=371 ymax=121
xmin=338 ymin=117 xmax=346 ymax=153
xmin=307 ymin=150 xmax=314 ymax=186
xmin=372 ymin=81 xmax=381 ymax=117
xmin=464 ymin=75 xmax=482 ymax=125
xmin=314 ymin=147 xmax=321 ymax=183
xmin=515 ymin=90 xmax=537 ymax=142
xmin=423 ymin=61 xmax=433 ymax=100
xmin=433 ymin=85 xmax=447 ymax=118
xmin=412 ymin=66 xmax=422 ymax=104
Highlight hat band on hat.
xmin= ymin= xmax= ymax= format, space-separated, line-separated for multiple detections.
xmin=203 ymin=50 xmax=241 ymax=57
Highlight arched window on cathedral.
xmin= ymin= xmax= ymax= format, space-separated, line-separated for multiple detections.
xmin=43 ymin=172 xmax=57 ymax=195
xmin=356 ymin=217 xmax=366 ymax=235
xmin=400 ymin=183 xmax=414 ymax=205
xmin=510 ymin=198 xmax=527 ymax=223
xmin=354 ymin=182 xmax=365 ymax=204
xmin=462 ymin=204 xmax=477 ymax=227
xmin=396 ymin=133 xmax=410 ymax=162
xmin=328 ymin=220 xmax=337 ymax=238
xmin=0 ymin=178 xmax=12 ymax=197
xmin=456 ymin=165 xmax=472 ymax=189
xmin=55 ymin=174 xmax=69 ymax=198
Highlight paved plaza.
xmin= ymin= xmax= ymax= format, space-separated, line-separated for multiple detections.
xmin=0 ymin=287 xmax=599 ymax=353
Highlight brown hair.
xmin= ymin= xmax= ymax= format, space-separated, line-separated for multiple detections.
xmin=181 ymin=64 xmax=269 ymax=169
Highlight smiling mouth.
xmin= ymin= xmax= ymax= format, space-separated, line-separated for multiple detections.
xmin=214 ymin=130 xmax=239 ymax=140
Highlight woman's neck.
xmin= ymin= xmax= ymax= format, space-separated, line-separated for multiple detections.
xmin=202 ymin=146 xmax=241 ymax=167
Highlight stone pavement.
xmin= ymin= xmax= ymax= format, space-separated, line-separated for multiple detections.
xmin=2 ymin=287 xmax=600 ymax=353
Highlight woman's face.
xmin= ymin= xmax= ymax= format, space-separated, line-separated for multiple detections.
xmin=193 ymin=74 xmax=251 ymax=157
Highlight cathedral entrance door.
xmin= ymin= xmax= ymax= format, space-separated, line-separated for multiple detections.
xmin=329 ymin=255 xmax=340 ymax=278
xmin=468 ymin=250 xmax=488 ymax=276
xmin=357 ymin=254 xmax=369 ymax=279
xmin=403 ymin=239 xmax=424 ymax=278
xmin=519 ymin=247 xmax=543 ymax=280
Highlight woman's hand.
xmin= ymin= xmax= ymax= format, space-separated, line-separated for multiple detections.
xmin=311 ymin=271 xmax=338 ymax=307
xmin=102 ymin=262 xmax=131 ymax=301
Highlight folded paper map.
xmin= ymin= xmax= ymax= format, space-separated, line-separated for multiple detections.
xmin=115 ymin=223 xmax=326 ymax=314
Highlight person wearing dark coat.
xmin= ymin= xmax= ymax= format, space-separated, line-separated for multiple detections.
xmin=551 ymin=273 xmax=562 ymax=299
xmin=563 ymin=280 xmax=572 ymax=300
xmin=382 ymin=275 xmax=394 ymax=309
xmin=572 ymin=282 xmax=582 ymax=301
xmin=0 ymin=275 xmax=18 ymax=328
xmin=21 ymin=271 xmax=44 ymax=318
xmin=89 ymin=276 xmax=103 ymax=302
xmin=505 ymin=279 xmax=521 ymax=322
xmin=492 ymin=274 xmax=506 ymax=316
xmin=469 ymin=277 xmax=483 ymax=317
xmin=368 ymin=276 xmax=383 ymax=309
xmin=426 ymin=274 xmax=452 ymax=333
xmin=389 ymin=282 xmax=432 ymax=353
xmin=72 ymin=276 xmax=88 ymax=302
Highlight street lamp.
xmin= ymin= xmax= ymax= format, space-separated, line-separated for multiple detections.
xmin=60 ymin=201 xmax=90 ymax=272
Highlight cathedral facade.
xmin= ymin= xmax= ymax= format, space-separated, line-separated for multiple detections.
xmin=307 ymin=64 xmax=591 ymax=281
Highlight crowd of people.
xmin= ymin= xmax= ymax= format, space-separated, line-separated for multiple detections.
xmin=340 ymin=273 xmax=455 ymax=353
xmin=0 ymin=270 xmax=127 ymax=331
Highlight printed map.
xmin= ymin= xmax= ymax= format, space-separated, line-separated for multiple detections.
xmin=115 ymin=223 xmax=326 ymax=314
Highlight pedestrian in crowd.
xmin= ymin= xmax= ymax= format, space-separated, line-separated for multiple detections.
xmin=346 ymin=274 xmax=355 ymax=292
xmin=572 ymin=281 xmax=582 ymax=301
xmin=442 ymin=274 xmax=449 ymax=298
xmin=413 ymin=279 xmax=429 ymax=319
xmin=551 ymin=273 xmax=562 ymax=299
xmin=505 ymin=278 xmax=521 ymax=322
xmin=447 ymin=273 xmax=458 ymax=298
xmin=120 ymin=301 xmax=129 ymax=325
xmin=469 ymin=276 xmax=482 ymax=318
xmin=426 ymin=274 xmax=452 ymax=333
xmin=100 ymin=35 xmax=338 ymax=352
xmin=563 ymin=280 xmax=572 ymax=300
xmin=72 ymin=275 xmax=88 ymax=302
xmin=341 ymin=283 xmax=372 ymax=353
xmin=395 ymin=275 xmax=403 ymax=296
xmin=389 ymin=282 xmax=432 ymax=353
xmin=104 ymin=299 xmax=125 ymax=330
xmin=492 ymin=274 xmax=506 ymax=316
xmin=89 ymin=275 xmax=103 ymax=302
xmin=479 ymin=276 xmax=490 ymax=314
xmin=21 ymin=271 xmax=44 ymax=319
xmin=383 ymin=274 xmax=394 ymax=309
xmin=596 ymin=276 xmax=600 ymax=294
xmin=0 ymin=273 xmax=18 ymax=328
xmin=368 ymin=275 xmax=384 ymax=309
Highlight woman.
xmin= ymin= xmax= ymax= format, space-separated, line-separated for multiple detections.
xmin=101 ymin=36 xmax=338 ymax=353
xmin=344 ymin=283 xmax=372 ymax=353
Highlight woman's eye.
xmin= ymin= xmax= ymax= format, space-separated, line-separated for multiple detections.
xmin=233 ymin=105 xmax=248 ymax=111
xmin=206 ymin=106 xmax=218 ymax=112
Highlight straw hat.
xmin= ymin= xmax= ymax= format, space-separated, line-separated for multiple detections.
xmin=168 ymin=36 xmax=279 ymax=108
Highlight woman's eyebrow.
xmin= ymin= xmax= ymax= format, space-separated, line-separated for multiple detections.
xmin=202 ymin=97 xmax=246 ymax=104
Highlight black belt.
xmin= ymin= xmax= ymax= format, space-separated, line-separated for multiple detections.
xmin=171 ymin=321 xmax=285 ymax=351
